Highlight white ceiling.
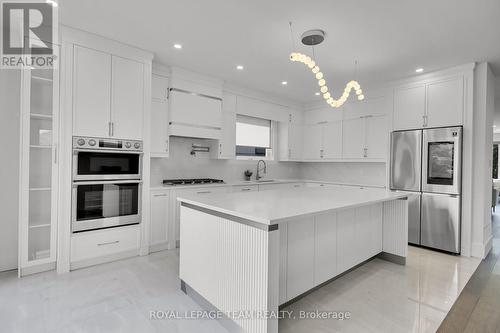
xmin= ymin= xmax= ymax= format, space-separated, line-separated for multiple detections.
xmin=59 ymin=0 xmax=500 ymax=104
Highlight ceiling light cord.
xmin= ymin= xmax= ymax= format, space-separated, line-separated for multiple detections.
xmin=288 ymin=21 xmax=295 ymax=54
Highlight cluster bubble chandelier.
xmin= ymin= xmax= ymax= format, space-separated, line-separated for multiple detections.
xmin=289 ymin=25 xmax=365 ymax=108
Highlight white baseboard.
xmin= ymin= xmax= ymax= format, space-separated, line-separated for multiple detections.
xmin=20 ymin=261 xmax=56 ymax=277
xmin=471 ymin=238 xmax=493 ymax=259
xmin=149 ymin=242 xmax=169 ymax=253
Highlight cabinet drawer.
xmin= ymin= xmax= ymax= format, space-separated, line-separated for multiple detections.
xmin=232 ymin=185 xmax=258 ymax=192
xmin=71 ymin=226 xmax=140 ymax=262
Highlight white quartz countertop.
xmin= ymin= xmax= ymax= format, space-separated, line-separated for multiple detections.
xmin=150 ymin=179 xmax=385 ymax=190
xmin=178 ymin=187 xmax=407 ymax=225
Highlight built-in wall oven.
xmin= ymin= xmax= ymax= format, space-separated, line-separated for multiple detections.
xmin=72 ymin=137 xmax=143 ymax=232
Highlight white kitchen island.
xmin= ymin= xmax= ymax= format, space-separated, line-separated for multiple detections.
xmin=178 ymin=187 xmax=408 ymax=333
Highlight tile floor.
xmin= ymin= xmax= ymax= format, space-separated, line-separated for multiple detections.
xmin=0 ymin=245 xmax=480 ymax=333
xmin=438 ymin=209 xmax=500 ymax=332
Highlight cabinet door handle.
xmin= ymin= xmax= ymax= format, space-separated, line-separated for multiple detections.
xmin=53 ymin=144 xmax=57 ymax=164
xmin=293 ymin=184 xmax=301 ymax=187
xmin=197 ymin=191 xmax=211 ymax=194
xmin=97 ymin=240 xmax=119 ymax=246
xmin=241 ymin=188 xmax=252 ymax=191
xmin=153 ymin=193 xmax=168 ymax=197
xmin=108 ymin=122 xmax=112 ymax=136
xmin=363 ymin=147 xmax=368 ymax=158
xmin=111 ymin=122 xmax=114 ymax=136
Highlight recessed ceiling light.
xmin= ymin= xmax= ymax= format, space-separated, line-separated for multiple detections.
xmin=281 ymin=81 xmax=288 ymax=85
xmin=236 ymin=65 xmax=244 ymax=70
xmin=173 ymin=44 xmax=182 ymax=49
xmin=315 ymin=92 xmax=320 ymax=96
xmin=415 ymin=68 xmax=424 ymax=73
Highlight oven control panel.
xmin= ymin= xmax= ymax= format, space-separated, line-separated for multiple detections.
xmin=73 ymin=136 xmax=142 ymax=152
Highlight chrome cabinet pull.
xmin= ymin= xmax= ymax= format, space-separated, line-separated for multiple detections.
xmin=241 ymin=188 xmax=252 ymax=191
xmin=97 ymin=240 xmax=119 ymax=246
xmin=363 ymin=147 xmax=368 ymax=158
xmin=153 ymin=193 xmax=168 ymax=197
xmin=108 ymin=122 xmax=112 ymax=136
xmin=197 ymin=191 xmax=211 ymax=194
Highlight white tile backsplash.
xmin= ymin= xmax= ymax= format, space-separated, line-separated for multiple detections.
xmin=150 ymin=137 xmax=386 ymax=187
xmin=150 ymin=137 xmax=301 ymax=185
xmin=299 ymin=162 xmax=387 ymax=187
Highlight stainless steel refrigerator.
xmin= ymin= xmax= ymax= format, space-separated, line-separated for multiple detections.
xmin=390 ymin=126 xmax=462 ymax=254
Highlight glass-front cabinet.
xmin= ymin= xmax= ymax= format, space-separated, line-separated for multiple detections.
xmin=19 ymin=60 xmax=59 ymax=276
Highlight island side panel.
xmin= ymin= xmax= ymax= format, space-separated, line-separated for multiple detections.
xmin=382 ymin=199 xmax=409 ymax=260
xmin=179 ymin=205 xmax=279 ymax=333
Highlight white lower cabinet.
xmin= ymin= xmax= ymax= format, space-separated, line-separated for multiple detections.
xmin=71 ymin=225 xmax=140 ymax=266
xmin=356 ymin=204 xmax=383 ymax=261
xmin=336 ymin=209 xmax=358 ymax=273
xmin=279 ymin=222 xmax=288 ymax=305
xmin=150 ymin=190 xmax=170 ymax=251
xmin=286 ymin=217 xmax=315 ymax=300
xmin=337 ymin=204 xmax=383 ymax=273
xmin=314 ymin=213 xmax=337 ymax=285
xmin=282 ymin=203 xmax=382 ymax=304
xmin=173 ymin=186 xmax=230 ymax=242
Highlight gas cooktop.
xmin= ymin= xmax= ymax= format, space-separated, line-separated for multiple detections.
xmin=162 ymin=178 xmax=225 ymax=186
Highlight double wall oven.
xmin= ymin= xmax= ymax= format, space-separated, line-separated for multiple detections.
xmin=72 ymin=137 xmax=143 ymax=233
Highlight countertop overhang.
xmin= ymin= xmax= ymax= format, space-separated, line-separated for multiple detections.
xmin=178 ymin=187 xmax=408 ymax=225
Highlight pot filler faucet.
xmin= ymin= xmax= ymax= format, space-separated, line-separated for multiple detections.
xmin=256 ymin=160 xmax=267 ymax=180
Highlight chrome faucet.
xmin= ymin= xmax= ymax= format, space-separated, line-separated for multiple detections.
xmin=256 ymin=160 xmax=267 ymax=180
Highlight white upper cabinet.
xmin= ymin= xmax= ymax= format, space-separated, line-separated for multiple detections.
xmin=342 ymin=115 xmax=387 ymax=160
xmin=150 ymin=74 xmax=170 ymax=156
xmin=426 ymin=77 xmax=464 ymax=128
xmin=73 ymin=46 xmax=111 ymax=138
xmin=393 ymin=75 xmax=464 ymax=130
xmin=321 ymin=120 xmax=342 ymax=159
xmin=151 ymin=100 xmax=169 ymax=155
xmin=288 ymin=123 xmax=303 ymax=160
xmin=365 ymin=115 xmax=387 ymax=159
xmin=302 ymin=121 xmax=342 ymax=160
xmin=342 ymin=117 xmax=365 ymax=159
xmin=302 ymin=123 xmax=323 ymax=160
xmin=169 ymin=90 xmax=222 ymax=129
xmin=111 ymin=56 xmax=144 ymax=140
xmin=72 ymin=45 xmax=147 ymax=140
xmin=152 ymin=74 xmax=169 ymax=101
xmin=218 ymin=93 xmax=237 ymax=159
xmin=278 ymin=117 xmax=303 ymax=161
xmin=168 ymin=72 xmax=223 ymax=140
xmin=393 ymin=85 xmax=426 ymax=130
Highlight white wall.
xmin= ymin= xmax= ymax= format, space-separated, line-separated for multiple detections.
xmin=471 ymin=62 xmax=495 ymax=258
xmin=150 ymin=137 xmax=301 ymax=185
xmin=0 ymin=69 xmax=20 ymax=271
